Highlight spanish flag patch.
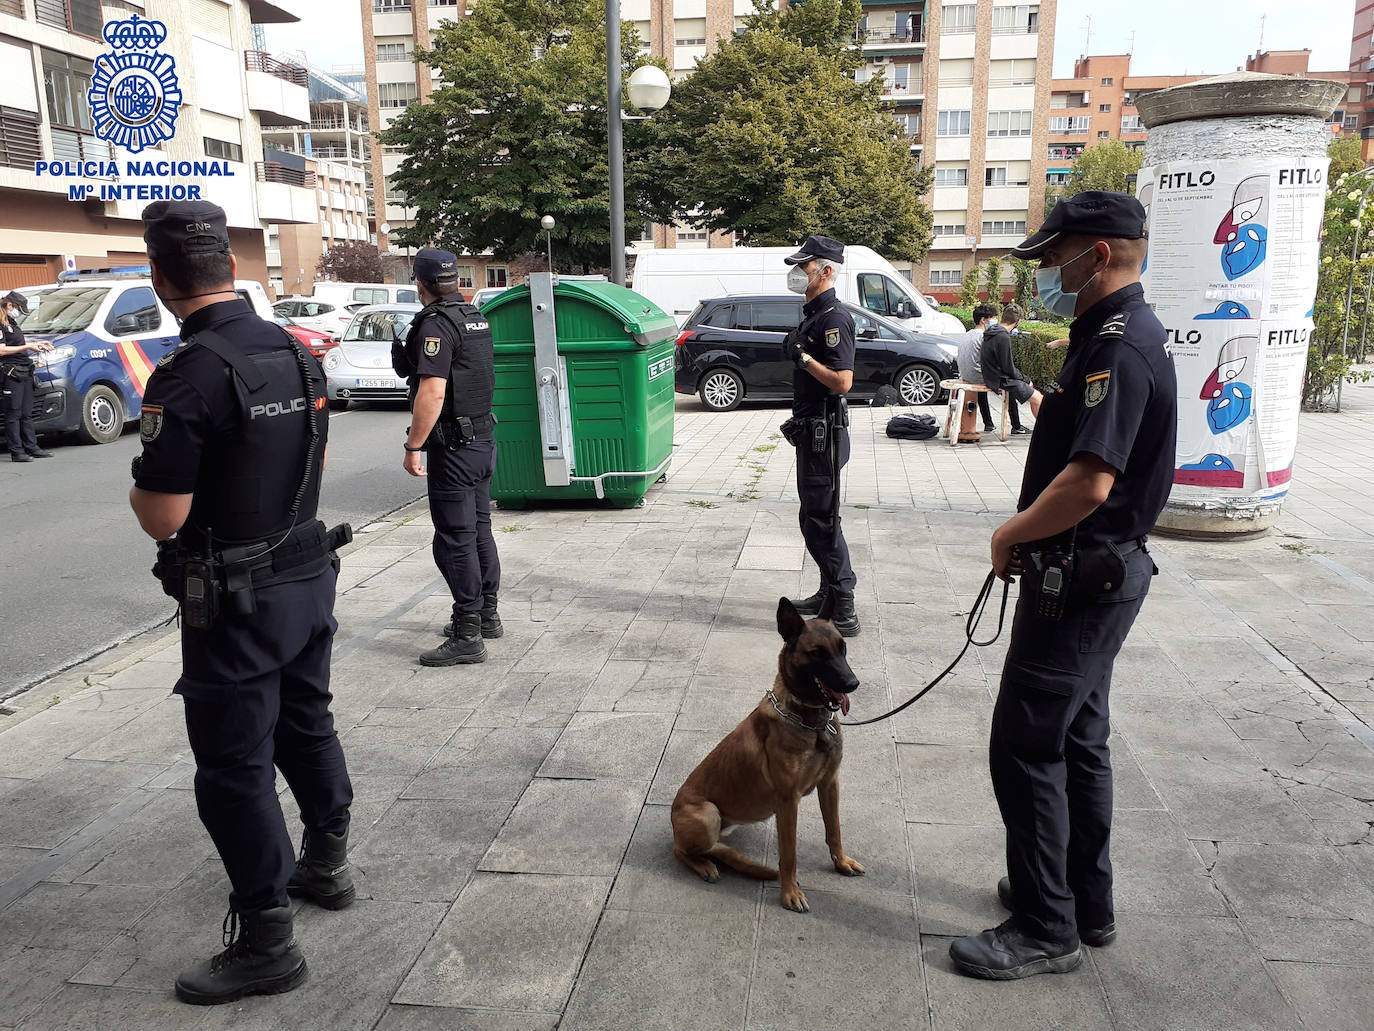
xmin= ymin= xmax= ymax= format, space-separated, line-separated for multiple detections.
xmin=1084 ymin=370 xmax=1110 ymax=408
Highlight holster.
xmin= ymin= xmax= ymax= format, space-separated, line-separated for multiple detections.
xmin=434 ymin=413 xmax=496 ymax=450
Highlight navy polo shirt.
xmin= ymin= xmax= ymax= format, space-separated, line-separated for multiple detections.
xmin=1017 ymin=283 xmax=1177 ymax=545
xmin=792 ymin=288 xmax=855 ymax=418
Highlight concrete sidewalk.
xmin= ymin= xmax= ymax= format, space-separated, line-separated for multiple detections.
xmin=2 ymin=392 xmax=1373 ymax=1030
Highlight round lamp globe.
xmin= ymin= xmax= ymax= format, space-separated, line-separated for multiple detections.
xmin=627 ymin=65 xmax=672 ymax=113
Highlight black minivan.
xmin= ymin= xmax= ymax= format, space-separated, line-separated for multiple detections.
xmin=673 ymin=295 xmax=960 ymax=412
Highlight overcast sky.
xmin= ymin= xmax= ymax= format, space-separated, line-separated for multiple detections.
xmin=261 ymin=0 xmax=1358 ymax=81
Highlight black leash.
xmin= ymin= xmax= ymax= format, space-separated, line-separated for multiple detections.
xmin=840 ymin=570 xmax=1010 ymax=728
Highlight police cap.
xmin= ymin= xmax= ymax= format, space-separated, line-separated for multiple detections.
xmin=141 ymin=200 xmax=230 ymax=260
xmin=3 ymin=290 xmax=29 ymax=315
xmin=784 ymin=235 xmax=845 ymax=266
xmin=413 ymin=248 xmax=460 ymax=284
xmin=1010 ymin=191 xmax=1147 ymax=260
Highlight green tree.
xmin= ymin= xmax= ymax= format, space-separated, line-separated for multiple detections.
xmin=982 ymin=256 xmax=1003 ymax=302
xmin=1328 ymin=136 xmax=1365 ymax=181
xmin=1048 ymin=140 xmax=1145 ymax=210
xmin=378 ymin=0 xmax=654 ymax=268
xmin=316 ymin=241 xmax=383 ymax=283
xmin=958 ymin=266 xmax=981 ymax=308
xmin=1010 ymin=257 xmax=1036 ymax=309
xmin=632 ymin=0 xmax=934 ymax=261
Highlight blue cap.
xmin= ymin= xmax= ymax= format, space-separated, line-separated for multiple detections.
xmin=784 ymin=235 xmax=845 ymax=266
xmin=1011 ymin=191 xmax=1147 ymax=259
xmin=141 ymin=200 xmax=230 ymax=260
xmin=413 ymin=247 xmax=460 ymax=284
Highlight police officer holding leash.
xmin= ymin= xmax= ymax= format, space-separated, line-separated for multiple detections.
xmin=128 ymin=201 xmax=355 ymax=1005
xmin=394 ymin=248 xmax=502 ymax=666
xmin=781 ymin=235 xmax=860 ymax=638
xmin=948 ymin=192 xmax=1176 ymax=980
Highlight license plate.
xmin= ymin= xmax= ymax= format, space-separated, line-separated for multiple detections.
xmin=355 ymin=377 xmax=399 ymax=388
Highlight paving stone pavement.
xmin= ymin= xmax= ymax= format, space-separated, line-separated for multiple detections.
xmin=3 ymin=390 xmax=1374 ymax=1030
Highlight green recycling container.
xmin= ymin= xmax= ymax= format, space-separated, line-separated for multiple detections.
xmin=482 ymin=280 xmax=678 ymax=508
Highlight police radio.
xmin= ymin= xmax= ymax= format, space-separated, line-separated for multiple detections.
xmin=182 ymin=558 xmax=220 ymax=631
xmin=1028 ymin=543 xmax=1075 ymax=622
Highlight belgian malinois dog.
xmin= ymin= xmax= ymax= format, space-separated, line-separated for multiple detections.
xmin=671 ymin=593 xmax=863 ymax=912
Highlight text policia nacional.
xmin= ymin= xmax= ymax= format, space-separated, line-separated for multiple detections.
xmin=34 ymin=159 xmax=235 ymax=202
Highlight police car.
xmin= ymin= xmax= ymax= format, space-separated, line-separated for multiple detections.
xmin=14 ymin=267 xmax=273 ymax=444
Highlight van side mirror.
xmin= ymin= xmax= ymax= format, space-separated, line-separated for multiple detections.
xmin=112 ymin=313 xmax=139 ymax=334
xmin=896 ymin=300 xmax=918 ymax=319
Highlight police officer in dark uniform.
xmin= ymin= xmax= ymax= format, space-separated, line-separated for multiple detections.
xmin=782 ymin=235 xmax=860 ymax=637
xmin=128 ymin=201 xmax=355 ymax=1005
xmin=1 ymin=290 xmax=55 ymax=461
xmin=949 ymin=192 xmax=1176 ymax=979
xmin=395 ymin=248 xmax=501 ymax=665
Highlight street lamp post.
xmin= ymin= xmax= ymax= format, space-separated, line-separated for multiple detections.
xmin=605 ymin=8 xmax=671 ymax=286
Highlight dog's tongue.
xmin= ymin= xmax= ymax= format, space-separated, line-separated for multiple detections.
xmin=839 ymin=694 xmax=850 ymax=716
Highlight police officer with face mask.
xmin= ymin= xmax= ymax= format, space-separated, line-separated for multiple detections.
xmin=1 ymin=290 xmax=54 ymax=461
xmin=394 ymin=248 xmax=501 ymax=665
xmin=949 ymin=192 xmax=1176 ymax=980
xmin=129 ymin=201 xmax=355 ymax=1005
xmin=781 ymin=235 xmax=859 ymax=637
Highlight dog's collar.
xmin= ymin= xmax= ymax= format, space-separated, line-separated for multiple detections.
xmin=768 ymin=690 xmax=838 ymax=736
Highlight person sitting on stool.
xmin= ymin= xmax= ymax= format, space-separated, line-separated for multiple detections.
xmin=981 ymin=303 xmax=1041 ymax=435
xmin=957 ymin=302 xmax=999 ymax=435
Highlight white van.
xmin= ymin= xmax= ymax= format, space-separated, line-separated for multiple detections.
xmin=631 ymin=246 xmax=966 ymax=338
xmin=312 ymin=281 xmax=422 ymax=310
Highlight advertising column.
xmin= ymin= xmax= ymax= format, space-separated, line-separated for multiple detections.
xmin=1136 ymin=74 xmax=1347 ymax=538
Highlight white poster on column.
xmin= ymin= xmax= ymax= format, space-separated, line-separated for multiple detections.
xmin=1139 ymin=156 xmax=1327 ymax=499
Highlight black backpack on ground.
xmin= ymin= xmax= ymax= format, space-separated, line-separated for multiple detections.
xmin=885 ymin=414 xmax=939 ymax=440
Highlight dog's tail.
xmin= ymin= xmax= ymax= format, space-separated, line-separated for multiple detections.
xmin=708 ymin=844 xmax=778 ymax=881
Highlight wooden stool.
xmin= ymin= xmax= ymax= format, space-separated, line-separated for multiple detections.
xmin=940 ymin=380 xmax=1010 ymax=446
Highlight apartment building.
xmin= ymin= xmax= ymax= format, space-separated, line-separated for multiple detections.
xmin=0 ymin=0 xmax=318 ymax=290
xmin=911 ymin=1 xmax=1058 ymax=301
xmin=1049 ymin=52 xmax=1358 ymax=193
xmin=264 ymin=154 xmax=370 ymax=297
xmin=260 ymin=63 xmax=373 ymax=191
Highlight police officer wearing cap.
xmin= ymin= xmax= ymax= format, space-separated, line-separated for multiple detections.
xmin=129 ymin=200 xmax=355 ymax=1005
xmin=395 ymin=248 xmax=501 ymax=665
xmin=781 ymin=235 xmax=859 ymax=637
xmin=949 ymin=192 xmax=1176 ymax=979
xmin=1 ymin=290 xmax=55 ymax=461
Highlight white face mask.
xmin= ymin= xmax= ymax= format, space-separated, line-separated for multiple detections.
xmin=786 ymin=265 xmax=813 ymax=294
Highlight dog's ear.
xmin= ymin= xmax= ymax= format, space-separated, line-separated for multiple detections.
xmin=817 ymin=588 xmax=837 ymax=623
xmin=777 ymin=597 xmax=806 ymax=642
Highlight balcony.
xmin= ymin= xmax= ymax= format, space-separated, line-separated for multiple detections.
xmin=256 ymin=161 xmax=318 ymax=223
xmin=308 ymin=117 xmax=367 ymax=133
xmin=245 ymin=52 xmax=310 ymax=127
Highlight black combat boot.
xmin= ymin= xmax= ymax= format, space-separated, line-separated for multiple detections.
xmin=174 ymin=907 xmax=307 ymax=1005
xmin=948 ymin=917 xmax=1081 ymax=981
xmin=997 ymin=877 xmax=1116 ymax=947
xmin=789 ymin=583 xmax=829 ymax=616
xmin=831 ymin=590 xmax=861 ymax=638
xmin=421 ymin=612 xmax=486 ymax=666
xmin=287 ymin=828 xmax=355 ymax=910
xmin=444 ymin=594 xmax=503 ymax=640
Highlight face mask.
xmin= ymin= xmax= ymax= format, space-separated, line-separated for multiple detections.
xmin=786 ymin=265 xmax=813 ymax=295
xmin=1034 ymin=245 xmax=1100 ymax=318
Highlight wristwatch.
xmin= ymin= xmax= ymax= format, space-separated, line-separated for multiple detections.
xmin=799 ymin=352 xmax=813 ymax=367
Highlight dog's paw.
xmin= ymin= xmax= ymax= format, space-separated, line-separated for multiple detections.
xmin=832 ymin=854 xmax=865 ymax=877
xmin=698 ymin=862 xmax=720 ymax=883
xmin=780 ymin=886 xmax=810 ymax=913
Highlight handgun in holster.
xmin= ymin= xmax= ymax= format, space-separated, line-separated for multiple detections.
xmin=219 ymin=540 xmax=271 ymax=617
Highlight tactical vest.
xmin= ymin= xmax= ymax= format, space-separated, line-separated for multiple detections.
xmin=187 ymin=328 xmax=328 ymax=546
xmin=404 ymin=296 xmax=495 ymax=420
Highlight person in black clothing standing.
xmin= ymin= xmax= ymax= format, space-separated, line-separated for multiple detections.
xmin=980 ymin=303 xmax=1041 ymax=435
xmin=1 ymin=290 xmax=54 ymax=462
xmin=129 ymin=201 xmax=355 ymax=1005
xmin=396 ymin=248 xmax=502 ymax=666
xmin=949 ymin=192 xmax=1176 ymax=980
xmin=781 ymin=235 xmax=859 ymax=637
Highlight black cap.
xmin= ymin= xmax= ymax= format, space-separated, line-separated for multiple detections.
xmin=141 ymin=200 xmax=230 ymax=260
xmin=784 ymin=234 xmax=845 ymax=266
xmin=3 ymin=290 xmax=29 ymax=315
xmin=413 ymin=248 xmax=460 ymax=284
xmin=1010 ymin=191 xmax=1147 ymax=260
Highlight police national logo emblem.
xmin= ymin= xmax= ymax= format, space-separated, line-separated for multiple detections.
xmin=88 ymin=15 xmax=183 ymax=154
xmin=825 ymin=327 xmax=840 ymax=348
xmin=424 ymin=337 xmax=441 ymax=357
xmin=139 ymin=404 xmax=163 ymax=442
xmin=1084 ymin=370 xmax=1111 ymax=408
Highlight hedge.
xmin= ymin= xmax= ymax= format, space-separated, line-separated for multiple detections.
xmin=938 ymin=307 xmax=1068 ymax=388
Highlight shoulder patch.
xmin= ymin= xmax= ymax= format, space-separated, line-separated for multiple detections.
xmin=423 ymin=337 xmax=441 ymax=357
xmin=1084 ymin=370 xmax=1111 ymax=408
xmin=156 ymin=347 xmax=178 ymax=368
xmin=139 ymin=404 xmax=164 ymax=442
xmin=1099 ymin=311 xmax=1132 ymax=337
xmin=825 ymin=327 xmax=840 ymax=348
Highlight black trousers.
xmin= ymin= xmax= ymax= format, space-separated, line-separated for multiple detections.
xmin=975 ymin=392 xmax=993 ymax=429
xmin=427 ymin=438 xmax=501 ymax=618
xmin=177 ymin=566 xmax=353 ymax=915
xmin=989 ymin=550 xmax=1152 ymax=941
xmin=795 ymin=428 xmax=855 ymax=593
xmin=2 ymin=372 xmax=38 ymax=456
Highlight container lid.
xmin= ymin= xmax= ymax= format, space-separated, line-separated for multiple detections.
xmin=485 ymin=279 xmax=678 ymax=347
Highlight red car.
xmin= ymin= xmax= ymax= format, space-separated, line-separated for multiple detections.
xmin=273 ymin=314 xmax=337 ymax=359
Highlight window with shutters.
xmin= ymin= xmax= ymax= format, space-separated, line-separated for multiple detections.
xmin=934 ymin=165 xmax=969 ymax=186
xmin=0 ymin=107 xmax=42 ymax=170
xmin=455 ymin=265 xmax=475 ymax=289
xmin=936 ymin=110 xmax=970 ymax=137
xmin=36 ymin=0 xmax=102 ymax=37
xmin=486 ymin=266 xmax=508 ymax=288
xmin=0 ymin=0 xmax=24 ymax=14
xmin=941 ymin=4 xmax=975 ymax=34
xmin=991 ymin=4 xmax=1038 ymax=35
xmin=190 ymin=0 xmax=233 ymax=45
xmin=987 ymin=110 xmax=1032 ymax=137
xmin=379 ymin=82 xmax=418 ymax=107
xmin=377 ymin=43 xmax=412 ymax=62
xmin=930 ymin=269 xmax=963 ymax=286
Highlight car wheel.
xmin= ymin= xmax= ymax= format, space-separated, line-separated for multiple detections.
xmin=328 ymin=398 xmax=350 ymax=411
xmin=896 ymin=364 xmax=940 ymax=406
xmin=76 ymin=384 xmax=126 ymax=444
xmin=699 ymin=368 xmax=744 ymax=412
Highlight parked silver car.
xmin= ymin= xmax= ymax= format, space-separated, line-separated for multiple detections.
xmin=321 ymin=303 xmax=422 ymax=410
